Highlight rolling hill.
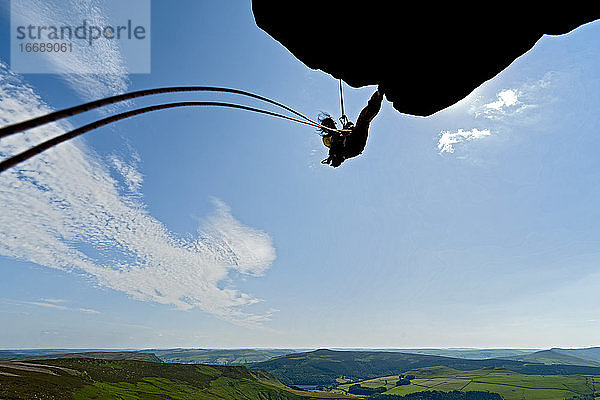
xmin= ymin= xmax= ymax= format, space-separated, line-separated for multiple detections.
xmin=500 ymin=349 xmax=600 ymax=367
xmin=552 ymin=347 xmax=600 ymax=364
xmin=0 ymin=348 xmax=302 ymax=365
xmin=248 ymin=349 xmax=600 ymax=386
xmin=0 ymin=349 xmax=136 ymax=360
xmin=149 ymin=348 xmax=297 ymax=365
xmin=10 ymin=351 xmax=163 ymax=363
xmin=384 ymin=349 xmax=539 ymax=360
xmin=0 ymin=357 xmax=353 ymax=400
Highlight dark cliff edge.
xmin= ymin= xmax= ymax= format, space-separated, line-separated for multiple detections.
xmin=252 ymin=3 xmax=600 ymax=116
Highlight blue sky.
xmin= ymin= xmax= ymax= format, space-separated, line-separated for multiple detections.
xmin=0 ymin=1 xmax=599 ymax=349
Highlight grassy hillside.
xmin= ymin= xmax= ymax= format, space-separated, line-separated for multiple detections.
xmin=553 ymin=348 xmax=600 ymax=364
xmin=332 ymin=366 xmax=600 ymax=400
xmin=0 ymin=348 xmax=299 ymax=365
xmin=150 ymin=348 xmax=297 ymax=365
xmin=389 ymin=349 xmax=538 ymax=360
xmin=12 ymin=351 xmax=163 ymax=363
xmin=249 ymin=349 xmax=526 ymax=385
xmin=249 ymin=349 xmax=600 ymax=386
xmin=0 ymin=358 xmax=353 ymax=400
xmin=0 ymin=349 xmax=133 ymax=360
xmin=502 ymin=350 xmax=600 ymax=367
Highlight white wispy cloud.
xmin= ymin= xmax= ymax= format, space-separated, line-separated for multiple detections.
xmin=484 ymin=89 xmax=519 ymax=111
xmin=23 ymin=301 xmax=69 ymax=310
xmin=437 ymin=128 xmax=491 ymax=154
xmin=110 ymin=154 xmax=143 ymax=194
xmin=437 ymin=88 xmax=514 ymax=154
xmin=4 ymin=299 xmax=101 ymax=314
xmin=472 ymin=74 xmax=555 ymax=120
xmin=0 ymin=63 xmax=276 ymax=325
xmin=40 ymin=298 xmax=68 ymax=304
xmin=438 ymin=73 xmax=556 ymax=155
xmin=11 ymin=0 xmax=129 ymax=100
xmin=77 ymin=308 xmax=101 ymax=314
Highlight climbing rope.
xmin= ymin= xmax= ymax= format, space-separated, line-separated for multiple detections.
xmin=338 ymin=79 xmax=350 ymax=127
xmin=0 ymin=101 xmax=336 ymax=174
xmin=0 ymin=86 xmax=349 ymax=139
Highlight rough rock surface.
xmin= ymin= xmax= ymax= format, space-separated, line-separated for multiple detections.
xmin=253 ymin=3 xmax=600 ymax=116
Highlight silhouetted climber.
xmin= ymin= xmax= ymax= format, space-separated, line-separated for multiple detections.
xmin=320 ymin=86 xmax=384 ymax=167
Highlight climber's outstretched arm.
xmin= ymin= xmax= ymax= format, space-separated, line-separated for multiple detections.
xmin=355 ymin=89 xmax=384 ymax=130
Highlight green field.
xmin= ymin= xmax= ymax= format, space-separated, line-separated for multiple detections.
xmin=332 ymin=366 xmax=600 ymax=400
xmin=0 ymin=358 xmax=354 ymax=400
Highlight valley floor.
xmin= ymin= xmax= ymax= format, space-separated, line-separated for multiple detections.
xmin=331 ymin=366 xmax=600 ymax=400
